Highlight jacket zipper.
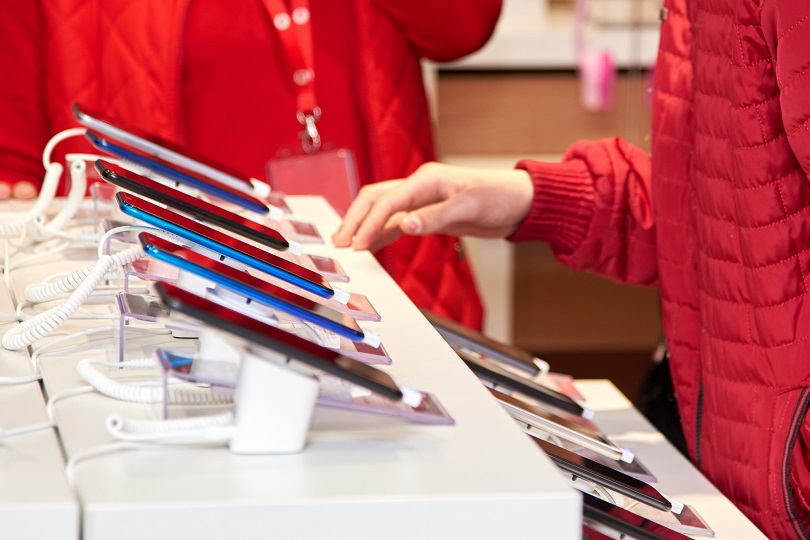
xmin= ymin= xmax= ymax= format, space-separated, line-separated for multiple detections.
xmin=782 ymin=388 xmax=810 ymax=540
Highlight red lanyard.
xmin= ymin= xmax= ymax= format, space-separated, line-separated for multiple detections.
xmin=261 ymin=0 xmax=321 ymax=151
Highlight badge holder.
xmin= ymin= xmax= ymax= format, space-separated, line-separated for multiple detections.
xmin=267 ymin=147 xmax=359 ymax=216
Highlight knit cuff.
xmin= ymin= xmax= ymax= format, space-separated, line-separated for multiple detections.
xmin=507 ymin=158 xmax=595 ymax=254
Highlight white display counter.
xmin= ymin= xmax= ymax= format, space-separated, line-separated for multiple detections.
xmin=0 ymin=196 xmax=766 ymax=539
xmin=7 ymin=197 xmax=579 ymax=540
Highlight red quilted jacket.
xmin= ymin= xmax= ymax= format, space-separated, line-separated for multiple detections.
xmin=0 ymin=0 xmax=501 ymax=329
xmin=511 ymin=0 xmax=810 ymax=537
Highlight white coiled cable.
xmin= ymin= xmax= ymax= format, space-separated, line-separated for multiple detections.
xmin=106 ymin=412 xmax=236 ymax=443
xmin=76 ymin=357 xmax=233 ymax=406
xmin=23 ymin=244 xmax=141 ymax=304
xmin=3 ymin=245 xmax=144 ymax=350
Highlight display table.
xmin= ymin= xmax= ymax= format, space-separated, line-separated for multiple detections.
xmin=576 ymin=380 xmax=767 ymax=539
xmin=7 ymin=196 xmax=579 ymax=540
xmin=0 ymin=275 xmax=78 ymax=539
xmin=1 ymin=196 xmax=765 ymax=539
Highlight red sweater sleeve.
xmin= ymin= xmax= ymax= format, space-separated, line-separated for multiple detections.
xmin=370 ymin=0 xmax=502 ymax=62
xmin=0 ymin=0 xmax=49 ymax=187
xmin=508 ymin=138 xmax=659 ymax=286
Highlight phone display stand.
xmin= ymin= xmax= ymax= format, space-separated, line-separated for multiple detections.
xmin=555 ymin=435 xmax=657 ymax=484
xmin=156 ymin=341 xmax=450 ymax=428
xmin=90 ymin=179 xmax=118 ymax=233
xmin=116 ymin=292 xmax=201 ymax=362
xmin=582 ymin=483 xmax=714 ymax=538
xmin=231 ymin=350 xmax=320 ymax=454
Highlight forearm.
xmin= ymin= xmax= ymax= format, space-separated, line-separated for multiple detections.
xmin=510 ymin=138 xmax=659 ymax=286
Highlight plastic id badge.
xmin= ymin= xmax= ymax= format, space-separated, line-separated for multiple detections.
xmin=267 ymin=148 xmax=359 ymax=216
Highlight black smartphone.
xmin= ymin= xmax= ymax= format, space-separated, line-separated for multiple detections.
xmin=154 ymin=281 xmax=402 ymax=400
xmin=421 ymin=308 xmax=539 ymax=374
xmin=138 ymin=232 xmax=368 ymax=343
xmin=116 ymin=192 xmax=335 ymax=300
xmin=87 ymin=130 xmax=271 ymax=215
xmin=488 ymin=387 xmax=629 ymax=462
xmin=533 ymin=437 xmax=672 ymax=512
xmin=582 ymin=493 xmax=691 ymax=540
xmin=95 ymin=160 xmax=290 ymax=252
xmin=73 ymin=103 xmax=254 ymax=190
xmin=455 ymin=348 xmax=586 ymax=417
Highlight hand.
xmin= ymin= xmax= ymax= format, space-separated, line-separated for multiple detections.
xmin=0 ymin=181 xmax=38 ymax=200
xmin=332 ymin=162 xmax=534 ymax=251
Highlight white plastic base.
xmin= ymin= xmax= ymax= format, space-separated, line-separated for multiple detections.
xmin=229 ymin=351 xmax=319 ymax=455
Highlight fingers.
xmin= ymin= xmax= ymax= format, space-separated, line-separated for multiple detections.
xmin=0 ymin=181 xmax=38 ymax=200
xmin=13 ymin=181 xmax=37 ymax=200
xmin=332 ymin=180 xmax=403 ymax=247
xmin=349 ymin=174 xmax=454 ymax=250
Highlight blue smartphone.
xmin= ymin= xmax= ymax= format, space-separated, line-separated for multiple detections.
xmin=87 ymin=130 xmax=270 ymax=215
xmin=154 ymin=282 xmax=402 ymax=400
xmin=95 ymin=160 xmax=291 ymax=252
xmin=138 ymin=232 xmax=367 ymax=343
xmin=116 ymin=192 xmax=335 ymax=300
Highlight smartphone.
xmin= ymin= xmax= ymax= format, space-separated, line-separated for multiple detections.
xmin=87 ymin=130 xmax=271 ymax=215
xmin=73 ymin=103 xmax=254 ymax=191
xmin=116 ymin=192 xmax=336 ymax=300
xmin=138 ymin=232 xmax=369 ymax=343
xmin=488 ymin=387 xmax=630 ymax=463
xmin=582 ymin=493 xmax=691 ymax=540
xmin=421 ymin=308 xmax=539 ymax=375
xmin=455 ymin=347 xmax=587 ymax=417
xmin=95 ymin=160 xmax=291 ymax=252
xmin=154 ymin=281 xmax=402 ymax=400
xmin=533 ymin=437 xmax=672 ymax=512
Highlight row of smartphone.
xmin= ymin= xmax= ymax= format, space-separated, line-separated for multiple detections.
xmin=75 ymin=103 xmax=710 ymax=537
xmin=73 ymin=104 xmax=452 ymax=423
xmin=421 ymin=310 xmax=714 ymax=539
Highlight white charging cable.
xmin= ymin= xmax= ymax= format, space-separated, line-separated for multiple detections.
xmin=75 ymin=357 xmax=233 ymax=406
xmin=105 ymin=412 xmax=236 ymax=444
xmin=2 ymin=245 xmax=143 ymax=350
xmin=23 ymin=245 xmax=139 ymax=305
xmin=0 ymin=127 xmax=87 ymax=239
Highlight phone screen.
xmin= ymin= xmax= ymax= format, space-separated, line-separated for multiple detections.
xmin=138 ymin=232 xmax=364 ymax=342
xmin=96 ymin=160 xmax=289 ymax=251
xmin=87 ymin=131 xmax=269 ymax=214
xmin=455 ymin=348 xmax=584 ymax=417
xmin=582 ymin=493 xmax=691 ymax=540
xmin=154 ymin=281 xmax=402 ymax=400
xmin=534 ymin=438 xmax=671 ymax=512
xmin=116 ymin=193 xmax=333 ymax=299
xmin=73 ymin=103 xmax=253 ymax=190
xmin=488 ymin=387 xmax=623 ymax=461
xmin=421 ymin=308 xmax=539 ymax=375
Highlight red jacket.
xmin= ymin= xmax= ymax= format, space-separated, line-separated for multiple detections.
xmin=0 ymin=0 xmax=501 ymax=328
xmin=511 ymin=0 xmax=810 ymax=537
